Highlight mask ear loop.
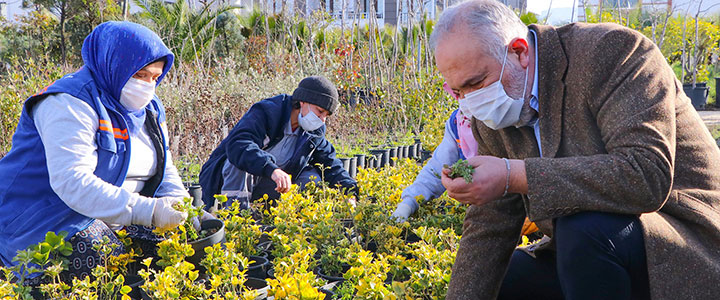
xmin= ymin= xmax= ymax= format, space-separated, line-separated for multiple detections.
xmin=498 ymin=45 xmax=510 ymax=81
xmin=521 ymin=57 xmax=530 ymax=100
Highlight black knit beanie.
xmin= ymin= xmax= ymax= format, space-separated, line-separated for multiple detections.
xmin=292 ymin=76 xmax=339 ymax=114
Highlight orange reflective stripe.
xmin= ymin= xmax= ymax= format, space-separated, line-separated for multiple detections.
xmin=98 ymin=120 xmax=129 ymax=140
xmin=113 ymin=128 xmax=129 ymax=140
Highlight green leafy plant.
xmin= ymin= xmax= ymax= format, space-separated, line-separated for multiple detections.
xmin=336 ymin=251 xmax=396 ymax=299
xmin=200 ymin=241 xmax=258 ymax=299
xmin=268 ymin=248 xmax=326 ymax=299
xmin=172 ymin=197 xmax=205 ymax=241
xmin=215 ymin=200 xmax=263 ymax=256
xmin=8 ymin=231 xmax=73 ymax=299
xmin=444 ymin=159 xmax=475 ymax=183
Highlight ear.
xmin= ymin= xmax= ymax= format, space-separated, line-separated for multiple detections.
xmin=508 ymin=37 xmax=531 ymax=68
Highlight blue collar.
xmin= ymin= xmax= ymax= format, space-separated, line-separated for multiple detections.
xmin=530 ymin=29 xmax=540 ymax=112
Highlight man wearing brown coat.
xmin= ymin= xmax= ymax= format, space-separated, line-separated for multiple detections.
xmin=432 ymin=0 xmax=720 ymax=299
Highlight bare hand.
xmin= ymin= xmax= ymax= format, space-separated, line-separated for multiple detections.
xmin=441 ymin=156 xmax=508 ymax=206
xmin=271 ymin=168 xmax=292 ymax=193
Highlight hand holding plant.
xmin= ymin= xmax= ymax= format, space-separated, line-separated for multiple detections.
xmin=153 ymin=196 xmax=189 ymax=230
xmin=170 ymin=197 xmax=205 ymax=241
xmin=444 ymin=160 xmax=475 ymax=183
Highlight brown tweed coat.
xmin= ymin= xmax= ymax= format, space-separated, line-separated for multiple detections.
xmin=446 ymin=23 xmax=720 ymax=299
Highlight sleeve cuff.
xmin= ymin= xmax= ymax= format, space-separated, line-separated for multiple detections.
xmin=130 ymin=195 xmax=156 ymax=227
xmin=400 ymin=197 xmax=420 ymax=212
xmin=263 ymin=162 xmax=280 ymax=178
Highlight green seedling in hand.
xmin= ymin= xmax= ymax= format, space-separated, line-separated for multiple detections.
xmin=444 ymin=160 xmax=475 ymax=183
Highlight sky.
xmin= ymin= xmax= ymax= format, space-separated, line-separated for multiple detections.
xmin=527 ymin=0 xmax=579 ymax=25
xmin=527 ymin=0 xmax=720 ymax=25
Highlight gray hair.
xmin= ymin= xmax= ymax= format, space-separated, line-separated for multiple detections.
xmin=430 ymin=0 xmax=529 ymax=63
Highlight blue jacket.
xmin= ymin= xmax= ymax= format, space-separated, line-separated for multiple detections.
xmin=0 ymin=21 xmax=174 ymax=267
xmin=199 ymin=94 xmax=357 ymax=206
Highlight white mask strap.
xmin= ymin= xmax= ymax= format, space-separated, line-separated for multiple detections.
xmin=498 ymin=46 xmax=510 ymax=81
xmin=521 ymin=59 xmax=529 ymax=100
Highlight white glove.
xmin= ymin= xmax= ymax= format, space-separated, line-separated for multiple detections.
xmin=391 ymin=202 xmax=415 ymax=222
xmin=192 ymin=210 xmax=217 ymax=231
xmin=152 ymin=197 xmax=188 ymax=229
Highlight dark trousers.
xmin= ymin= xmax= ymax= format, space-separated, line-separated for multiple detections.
xmin=498 ymin=212 xmax=651 ymax=300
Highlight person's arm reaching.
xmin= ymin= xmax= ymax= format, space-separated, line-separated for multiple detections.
xmin=393 ymin=118 xmax=460 ymax=221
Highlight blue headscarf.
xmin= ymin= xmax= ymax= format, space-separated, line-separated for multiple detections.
xmin=81 ymin=21 xmax=175 ymax=134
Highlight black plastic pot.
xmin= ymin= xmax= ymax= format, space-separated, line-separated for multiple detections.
xmin=389 ymin=147 xmax=398 ymax=167
xmin=188 ymin=184 xmax=203 ymax=208
xmin=319 ymin=288 xmax=335 ymax=298
xmin=355 ymin=154 xmax=366 ymax=170
xmin=404 ymin=230 xmax=421 ymax=244
xmin=187 ymin=219 xmax=226 ymax=269
xmin=266 ymin=267 xmax=275 ymax=279
xmin=367 ymin=154 xmax=378 ymax=169
xmin=339 ymin=157 xmax=351 ymax=173
xmin=256 ymin=251 xmax=269 ymax=260
xmin=256 ymin=241 xmax=275 ymax=261
xmin=125 ymin=274 xmax=150 ymax=300
xmin=369 ymin=149 xmax=389 ymax=168
xmin=260 ymin=224 xmax=275 ymax=232
xmin=402 ymin=145 xmax=409 ymax=159
xmin=349 ymin=156 xmax=358 ymax=178
xmin=385 ymin=272 xmax=411 ymax=284
xmin=365 ymin=240 xmax=378 ymax=253
xmin=414 ymin=138 xmax=422 ymax=154
xmin=716 ymin=77 xmax=720 ymax=104
xmin=421 ymin=150 xmax=432 ymax=162
xmin=256 ymin=241 xmax=273 ymax=253
xmin=408 ymin=144 xmax=417 ymax=159
xmin=315 ymin=264 xmax=350 ymax=283
xmin=683 ymin=82 xmax=709 ymax=110
xmin=339 ymin=218 xmax=354 ymax=228
xmin=244 ymin=277 xmax=269 ymax=299
xmin=246 ymin=255 xmax=270 ymax=279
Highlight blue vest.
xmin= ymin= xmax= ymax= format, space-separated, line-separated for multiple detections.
xmin=448 ymin=109 xmax=467 ymax=160
xmin=0 ymin=67 xmax=168 ymax=267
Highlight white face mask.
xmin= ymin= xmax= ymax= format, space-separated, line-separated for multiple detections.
xmin=120 ymin=77 xmax=156 ymax=111
xmin=458 ymin=47 xmax=529 ymax=130
xmin=298 ymin=105 xmax=324 ymax=131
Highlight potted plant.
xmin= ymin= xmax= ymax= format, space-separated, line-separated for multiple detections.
xmin=172 ymin=198 xmax=226 ymax=269
xmin=244 ymin=255 xmax=270 ymax=279
xmin=214 ymin=200 xmax=263 ymax=258
xmin=355 ymin=153 xmax=366 ymax=169
xmin=187 ymin=184 xmax=203 ymax=208
xmin=678 ymin=8 xmax=719 ymax=110
xmin=349 ymin=156 xmax=358 ymax=178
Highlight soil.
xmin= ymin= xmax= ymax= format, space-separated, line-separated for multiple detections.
xmin=193 ymin=227 xmax=219 ymax=241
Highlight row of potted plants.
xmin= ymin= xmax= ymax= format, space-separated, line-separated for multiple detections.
xmin=337 ymin=139 xmax=431 ymax=178
xmin=0 ymin=159 xmax=465 ymax=299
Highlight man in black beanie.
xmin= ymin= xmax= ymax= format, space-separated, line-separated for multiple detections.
xmin=198 ymin=76 xmax=357 ymax=210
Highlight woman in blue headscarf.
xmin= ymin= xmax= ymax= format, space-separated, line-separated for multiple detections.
xmin=0 ymin=21 xmax=192 ymax=283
